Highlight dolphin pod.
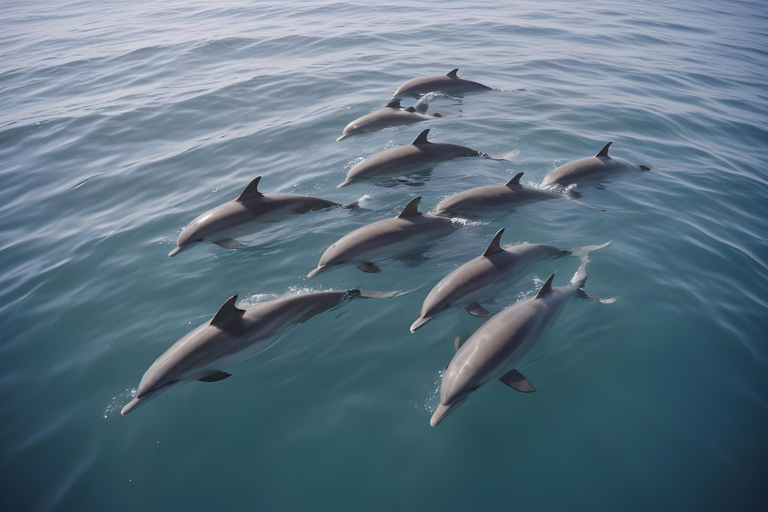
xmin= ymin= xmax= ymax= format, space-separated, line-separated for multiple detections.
xmin=542 ymin=142 xmax=651 ymax=187
xmin=338 ymin=129 xmax=481 ymax=188
xmin=410 ymin=229 xmax=596 ymax=332
xmin=431 ymin=172 xmax=558 ymax=217
xmin=307 ymin=196 xmax=456 ymax=277
xmin=393 ymin=68 xmax=493 ymax=98
xmin=430 ymin=256 xmax=613 ymax=427
xmin=121 ymin=289 xmax=402 ymax=415
xmin=337 ymin=98 xmax=442 ymax=141
xmin=170 ymin=176 xmax=355 ymax=257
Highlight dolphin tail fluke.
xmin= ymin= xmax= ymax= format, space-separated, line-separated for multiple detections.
xmin=571 ymin=241 xmax=612 ymax=258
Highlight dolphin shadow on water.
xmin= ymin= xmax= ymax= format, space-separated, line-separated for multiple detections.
xmin=121 ymin=289 xmax=405 ymax=415
xmin=430 ymin=252 xmax=616 ymax=427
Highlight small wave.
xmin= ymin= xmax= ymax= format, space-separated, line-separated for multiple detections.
xmin=103 ymin=389 xmax=136 ymax=418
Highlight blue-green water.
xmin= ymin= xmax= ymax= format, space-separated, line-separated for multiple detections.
xmin=2 ymin=1 xmax=767 ymax=510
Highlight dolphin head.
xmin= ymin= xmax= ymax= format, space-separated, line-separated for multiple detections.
xmin=430 ymin=399 xmax=467 ymax=427
xmin=171 ymin=203 xmax=247 ymax=257
xmin=121 ymin=367 xmax=177 ymax=415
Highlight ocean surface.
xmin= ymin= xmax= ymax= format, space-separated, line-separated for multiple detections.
xmin=2 ymin=1 xmax=767 ymax=510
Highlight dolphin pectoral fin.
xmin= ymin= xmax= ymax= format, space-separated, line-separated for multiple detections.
xmin=198 ymin=370 xmax=232 ymax=382
xmin=577 ymin=288 xmax=618 ymax=304
xmin=465 ymin=302 xmax=490 ymax=317
xmin=499 ymin=369 xmax=537 ymax=392
xmin=639 ymin=165 xmax=651 ymax=171
xmin=357 ymin=262 xmax=381 ymax=273
xmin=214 ymin=239 xmax=248 ymax=249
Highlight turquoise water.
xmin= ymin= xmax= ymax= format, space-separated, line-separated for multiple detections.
xmin=2 ymin=0 xmax=767 ymax=510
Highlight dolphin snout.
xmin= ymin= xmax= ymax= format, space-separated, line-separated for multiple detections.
xmin=168 ymin=246 xmax=183 ymax=257
xmin=121 ymin=397 xmax=144 ymax=416
xmin=307 ymin=266 xmax=327 ymax=278
xmin=410 ymin=316 xmax=433 ymax=333
xmin=430 ymin=402 xmax=456 ymax=427
xmin=337 ymin=133 xmax=351 ymax=141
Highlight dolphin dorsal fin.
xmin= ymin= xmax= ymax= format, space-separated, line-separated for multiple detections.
xmin=535 ymin=274 xmax=556 ymax=299
xmin=447 ymin=68 xmax=459 ymax=78
xmin=505 ymin=172 xmax=524 ymax=187
xmin=385 ymin=98 xmax=402 ymax=109
xmin=210 ymin=295 xmax=245 ymax=326
xmin=596 ymin=142 xmax=613 ymax=158
xmin=483 ymin=228 xmax=505 ymax=257
xmin=398 ymin=197 xmax=422 ymax=218
xmin=412 ymin=129 xmax=431 ymax=145
xmin=236 ymin=176 xmax=263 ymax=202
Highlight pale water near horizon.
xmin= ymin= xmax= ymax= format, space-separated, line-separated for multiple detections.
xmin=1 ymin=1 xmax=767 ymax=511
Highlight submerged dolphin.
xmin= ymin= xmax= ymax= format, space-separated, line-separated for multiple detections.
xmin=307 ymin=196 xmax=456 ymax=277
xmin=122 ymin=289 xmax=400 ymax=415
xmin=410 ymin=229 xmax=610 ymax=332
xmin=541 ymin=142 xmax=651 ymax=187
xmin=170 ymin=176 xmax=353 ymax=257
xmin=393 ymin=68 xmax=492 ymax=97
xmin=430 ymin=258 xmax=614 ymax=427
xmin=337 ymin=99 xmax=442 ymax=141
xmin=431 ymin=172 xmax=557 ymax=217
xmin=338 ymin=129 xmax=481 ymax=188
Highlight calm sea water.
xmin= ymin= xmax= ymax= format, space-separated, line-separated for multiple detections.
xmin=2 ymin=1 xmax=767 ymax=510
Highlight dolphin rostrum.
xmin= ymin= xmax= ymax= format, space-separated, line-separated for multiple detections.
xmin=430 ymin=256 xmax=615 ymax=427
xmin=541 ymin=142 xmax=651 ymax=187
xmin=307 ymin=196 xmax=456 ymax=277
xmin=336 ymin=99 xmax=442 ymax=141
xmin=169 ymin=176 xmax=355 ymax=257
xmin=431 ymin=172 xmax=558 ymax=217
xmin=393 ymin=68 xmax=492 ymax=98
xmin=338 ymin=129 xmax=481 ymax=188
xmin=410 ymin=229 xmax=610 ymax=332
xmin=121 ymin=289 xmax=402 ymax=415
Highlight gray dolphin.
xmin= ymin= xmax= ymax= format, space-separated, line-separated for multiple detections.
xmin=431 ymin=172 xmax=558 ymax=217
xmin=410 ymin=229 xmax=609 ymax=332
xmin=121 ymin=289 xmax=401 ymax=415
xmin=393 ymin=68 xmax=492 ymax=98
xmin=430 ymin=257 xmax=614 ymax=427
xmin=307 ymin=196 xmax=456 ymax=277
xmin=170 ymin=176 xmax=353 ymax=257
xmin=541 ymin=142 xmax=651 ymax=187
xmin=336 ymin=99 xmax=442 ymax=141
xmin=338 ymin=129 xmax=481 ymax=188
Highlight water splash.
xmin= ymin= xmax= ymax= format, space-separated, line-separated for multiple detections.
xmin=103 ymin=389 xmax=136 ymax=418
xmin=421 ymin=370 xmax=443 ymax=415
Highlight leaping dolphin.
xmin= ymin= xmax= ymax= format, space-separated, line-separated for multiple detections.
xmin=337 ymin=99 xmax=442 ymax=141
xmin=169 ymin=176 xmax=355 ymax=257
xmin=338 ymin=129 xmax=481 ymax=188
xmin=431 ymin=172 xmax=558 ymax=217
xmin=430 ymin=257 xmax=615 ymax=427
xmin=307 ymin=196 xmax=457 ymax=277
xmin=541 ymin=142 xmax=651 ymax=187
xmin=410 ymin=229 xmax=610 ymax=332
xmin=121 ymin=289 xmax=402 ymax=415
xmin=393 ymin=68 xmax=492 ymax=98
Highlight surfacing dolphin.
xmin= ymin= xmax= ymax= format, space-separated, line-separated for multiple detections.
xmin=169 ymin=176 xmax=355 ymax=257
xmin=393 ymin=68 xmax=492 ymax=98
xmin=337 ymin=99 xmax=442 ymax=141
xmin=541 ymin=142 xmax=651 ymax=187
xmin=121 ymin=289 xmax=402 ymax=415
xmin=431 ymin=172 xmax=558 ymax=217
xmin=307 ymin=196 xmax=457 ymax=277
xmin=430 ymin=257 xmax=615 ymax=427
xmin=338 ymin=129 xmax=481 ymax=188
xmin=411 ymin=230 xmax=610 ymax=332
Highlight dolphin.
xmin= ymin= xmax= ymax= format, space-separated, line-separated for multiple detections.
xmin=431 ymin=172 xmax=558 ymax=217
xmin=307 ymin=196 xmax=456 ymax=277
xmin=541 ymin=142 xmax=651 ymax=187
xmin=121 ymin=289 xmax=401 ymax=415
xmin=336 ymin=99 xmax=442 ymax=141
xmin=410 ymin=229 xmax=610 ymax=332
xmin=393 ymin=68 xmax=492 ymax=98
xmin=170 ymin=176 xmax=354 ymax=257
xmin=338 ymin=129 xmax=481 ymax=188
xmin=430 ymin=257 xmax=614 ymax=427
